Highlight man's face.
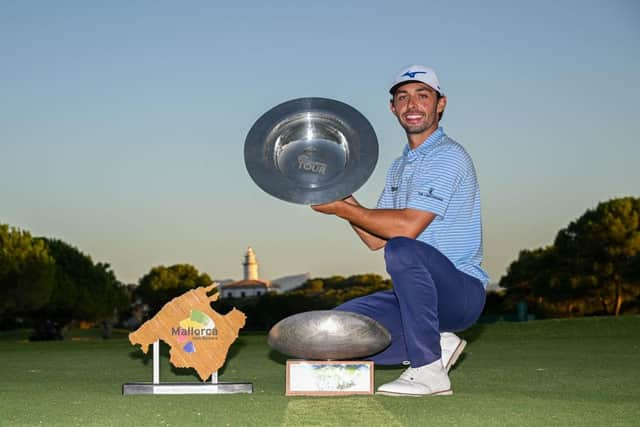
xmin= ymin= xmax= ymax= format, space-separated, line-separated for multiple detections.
xmin=390 ymin=82 xmax=446 ymax=136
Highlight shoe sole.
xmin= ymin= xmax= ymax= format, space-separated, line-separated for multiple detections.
xmin=445 ymin=339 xmax=467 ymax=372
xmin=376 ymin=389 xmax=453 ymax=397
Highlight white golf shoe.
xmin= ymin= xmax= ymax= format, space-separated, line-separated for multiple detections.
xmin=376 ymin=359 xmax=452 ymax=397
xmin=441 ymin=332 xmax=467 ymax=372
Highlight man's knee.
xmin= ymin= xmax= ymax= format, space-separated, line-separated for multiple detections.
xmin=385 ymin=237 xmax=435 ymax=270
xmin=384 ymin=236 xmax=414 ymax=260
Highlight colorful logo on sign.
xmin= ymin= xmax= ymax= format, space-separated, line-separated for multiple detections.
xmin=171 ymin=310 xmax=217 ymax=353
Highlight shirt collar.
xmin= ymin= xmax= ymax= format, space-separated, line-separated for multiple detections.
xmin=402 ymin=127 xmax=445 ymax=162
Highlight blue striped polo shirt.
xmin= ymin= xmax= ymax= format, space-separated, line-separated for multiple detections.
xmin=376 ymin=127 xmax=489 ymax=286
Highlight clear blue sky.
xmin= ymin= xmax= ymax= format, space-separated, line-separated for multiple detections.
xmin=1 ymin=0 xmax=639 ymax=285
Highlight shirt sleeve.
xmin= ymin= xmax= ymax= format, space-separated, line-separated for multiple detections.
xmin=406 ymin=146 xmax=469 ymax=218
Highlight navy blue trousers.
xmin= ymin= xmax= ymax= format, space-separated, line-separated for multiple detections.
xmin=335 ymin=237 xmax=486 ymax=367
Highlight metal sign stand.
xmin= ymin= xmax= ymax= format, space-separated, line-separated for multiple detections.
xmin=123 ymin=340 xmax=253 ymax=395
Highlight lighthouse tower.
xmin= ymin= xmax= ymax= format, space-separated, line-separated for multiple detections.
xmin=219 ymin=246 xmax=274 ymax=299
xmin=243 ymin=247 xmax=259 ymax=281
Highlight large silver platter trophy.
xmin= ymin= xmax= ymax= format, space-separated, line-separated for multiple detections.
xmin=245 ymin=98 xmax=389 ymax=395
xmin=244 ymin=97 xmax=379 ymax=205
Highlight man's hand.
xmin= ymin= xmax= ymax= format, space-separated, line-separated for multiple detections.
xmin=310 ymin=199 xmax=346 ymax=215
xmin=342 ymin=196 xmax=358 ymax=206
xmin=310 ymin=196 xmax=385 ymax=250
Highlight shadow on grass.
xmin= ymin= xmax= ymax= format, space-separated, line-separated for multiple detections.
xmin=128 ymin=338 xmax=248 ymax=380
xmin=459 ymin=322 xmax=487 ymax=344
xmin=268 ymin=349 xmax=288 ymax=364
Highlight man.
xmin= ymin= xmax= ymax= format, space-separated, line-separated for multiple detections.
xmin=311 ymin=64 xmax=489 ymax=397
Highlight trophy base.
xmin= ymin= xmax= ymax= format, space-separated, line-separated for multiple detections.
xmin=122 ymin=382 xmax=253 ymax=395
xmin=286 ymin=360 xmax=374 ymax=396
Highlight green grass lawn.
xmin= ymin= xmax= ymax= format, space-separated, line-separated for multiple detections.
xmin=1 ymin=316 xmax=639 ymax=426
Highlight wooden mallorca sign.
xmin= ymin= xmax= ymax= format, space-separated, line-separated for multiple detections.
xmin=123 ymin=283 xmax=253 ymax=395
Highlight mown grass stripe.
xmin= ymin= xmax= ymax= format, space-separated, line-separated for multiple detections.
xmin=283 ymin=396 xmax=403 ymax=427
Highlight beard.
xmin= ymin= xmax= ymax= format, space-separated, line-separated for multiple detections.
xmin=401 ymin=121 xmax=433 ymax=134
xmin=398 ymin=114 xmax=437 ymax=135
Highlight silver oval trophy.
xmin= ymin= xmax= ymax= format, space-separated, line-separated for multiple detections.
xmin=244 ymin=97 xmax=379 ymax=205
xmin=268 ymin=310 xmax=391 ymax=396
xmin=268 ymin=310 xmax=391 ymax=360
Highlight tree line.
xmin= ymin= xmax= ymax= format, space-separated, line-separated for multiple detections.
xmin=498 ymin=197 xmax=640 ymax=317
xmin=1 ymin=196 xmax=639 ymax=338
xmin=0 ymin=225 xmax=129 ymax=338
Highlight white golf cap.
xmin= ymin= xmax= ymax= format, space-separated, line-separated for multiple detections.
xmin=389 ymin=64 xmax=444 ymax=96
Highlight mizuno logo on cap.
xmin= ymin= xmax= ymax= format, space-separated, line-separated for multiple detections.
xmin=402 ymin=71 xmax=426 ymax=78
